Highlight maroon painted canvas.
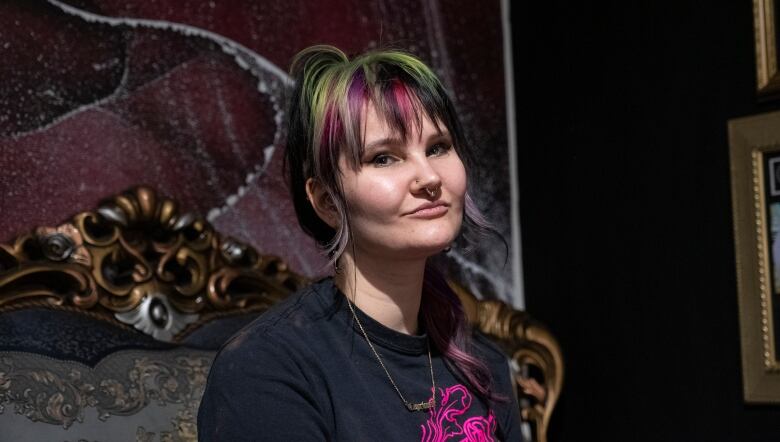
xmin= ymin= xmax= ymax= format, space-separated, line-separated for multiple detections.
xmin=0 ymin=0 xmax=517 ymax=303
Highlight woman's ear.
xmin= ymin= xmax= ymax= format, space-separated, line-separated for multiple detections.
xmin=305 ymin=178 xmax=339 ymax=228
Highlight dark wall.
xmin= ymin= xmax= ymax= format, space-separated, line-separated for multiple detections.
xmin=513 ymin=2 xmax=780 ymax=440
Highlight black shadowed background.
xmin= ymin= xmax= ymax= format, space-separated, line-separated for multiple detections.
xmin=514 ymin=1 xmax=780 ymax=441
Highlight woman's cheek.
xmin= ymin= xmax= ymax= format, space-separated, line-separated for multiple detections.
xmin=363 ymin=176 xmax=405 ymax=211
xmin=449 ymin=171 xmax=468 ymax=205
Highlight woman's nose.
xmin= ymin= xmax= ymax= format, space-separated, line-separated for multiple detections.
xmin=411 ymin=159 xmax=442 ymax=195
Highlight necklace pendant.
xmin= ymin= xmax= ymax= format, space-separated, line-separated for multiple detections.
xmin=406 ymin=399 xmax=434 ymax=412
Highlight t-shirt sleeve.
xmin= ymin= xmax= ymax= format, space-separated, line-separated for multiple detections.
xmin=472 ymin=332 xmax=525 ymax=442
xmin=197 ymin=331 xmax=329 ymax=441
xmin=496 ymin=357 xmax=524 ymax=441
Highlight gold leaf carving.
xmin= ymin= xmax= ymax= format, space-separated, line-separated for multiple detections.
xmin=0 ymin=186 xmax=306 ymax=342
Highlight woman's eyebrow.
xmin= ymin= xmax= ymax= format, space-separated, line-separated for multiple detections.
xmin=364 ymin=130 xmax=452 ymax=153
xmin=364 ymin=137 xmax=402 ymax=152
xmin=428 ymin=130 xmax=452 ymax=141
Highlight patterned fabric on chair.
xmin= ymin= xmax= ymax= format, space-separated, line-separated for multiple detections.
xmin=0 ymin=186 xmax=562 ymax=442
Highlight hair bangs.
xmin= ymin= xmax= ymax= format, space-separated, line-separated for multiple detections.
xmin=334 ymin=66 xmax=457 ymax=174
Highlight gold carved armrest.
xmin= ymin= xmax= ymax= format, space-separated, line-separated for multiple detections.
xmin=450 ymin=282 xmax=563 ymax=442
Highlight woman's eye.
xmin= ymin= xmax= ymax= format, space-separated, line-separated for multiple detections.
xmin=370 ymin=154 xmax=395 ymax=166
xmin=427 ymin=143 xmax=452 ymax=156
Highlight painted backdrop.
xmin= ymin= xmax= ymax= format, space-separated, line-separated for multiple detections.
xmin=0 ymin=0 xmax=519 ymax=305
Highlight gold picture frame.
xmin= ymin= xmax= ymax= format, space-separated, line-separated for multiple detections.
xmin=729 ymin=110 xmax=780 ymax=402
xmin=754 ymin=0 xmax=780 ymax=96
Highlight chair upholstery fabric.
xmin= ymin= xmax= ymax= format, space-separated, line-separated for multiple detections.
xmin=0 ymin=309 xmax=244 ymax=441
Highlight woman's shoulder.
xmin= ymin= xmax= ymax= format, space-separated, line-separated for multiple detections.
xmin=216 ymin=278 xmax=338 ymax=359
xmin=468 ymin=330 xmax=518 ymax=387
xmin=470 ymin=330 xmax=511 ymax=366
xmin=198 ymin=280 xmax=339 ymax=440
xmin=469 ymin=330 xmax=524 ymax=439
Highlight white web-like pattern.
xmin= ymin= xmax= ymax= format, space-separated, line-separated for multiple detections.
xmin=46 ymin=0 xmax=291 ymax=222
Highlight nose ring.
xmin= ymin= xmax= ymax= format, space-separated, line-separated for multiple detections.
xmin=416 ymin=180 xmax=437 ymax=197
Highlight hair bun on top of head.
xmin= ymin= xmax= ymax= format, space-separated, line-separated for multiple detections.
xmin=289 ymin=45 xmax=349 ymax=79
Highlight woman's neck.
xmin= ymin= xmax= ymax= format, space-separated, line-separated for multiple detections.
xmin=334 ymin=249 xmax=426 ymax=335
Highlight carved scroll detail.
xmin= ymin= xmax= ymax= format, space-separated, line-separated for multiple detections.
xmin=0 ymin=186 xmax=307 ymax=342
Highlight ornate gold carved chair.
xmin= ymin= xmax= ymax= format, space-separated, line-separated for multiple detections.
xmin=0 ymin=187 xmax=562 ymax=442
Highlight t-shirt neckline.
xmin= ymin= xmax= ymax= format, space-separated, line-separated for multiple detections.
xmin=314 ymin=277 xmax=429 ymax=356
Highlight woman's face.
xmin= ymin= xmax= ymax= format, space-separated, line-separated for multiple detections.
xmin=337 ymin=103 xmax=467 ymax=261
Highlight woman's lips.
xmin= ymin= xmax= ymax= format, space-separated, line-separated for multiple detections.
xmin=406 ymin=203 xmax=449 ymax=218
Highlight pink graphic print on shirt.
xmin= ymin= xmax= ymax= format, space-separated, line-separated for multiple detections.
xmin=420 ymin=384 xmax=497 ymax=441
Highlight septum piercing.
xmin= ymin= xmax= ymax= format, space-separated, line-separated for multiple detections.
xmin=416 ymin=179 xmax=437 ymax=197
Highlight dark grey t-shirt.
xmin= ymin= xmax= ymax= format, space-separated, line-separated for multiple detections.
xmin=197 ymin=278 xmax=523 ymax=441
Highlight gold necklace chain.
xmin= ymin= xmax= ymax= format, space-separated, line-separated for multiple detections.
xmin=344 ymin=296 xmax=436 ymax=412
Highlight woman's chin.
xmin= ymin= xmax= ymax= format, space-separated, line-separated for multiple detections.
xmin=353 ymin=225 xmax=460 ymax=260
xmin=393 ymin=237 xmax=458 ymax=259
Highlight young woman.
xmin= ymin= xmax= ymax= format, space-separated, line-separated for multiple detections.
xmin=198 ymin=45 xmax=522 ymax=441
